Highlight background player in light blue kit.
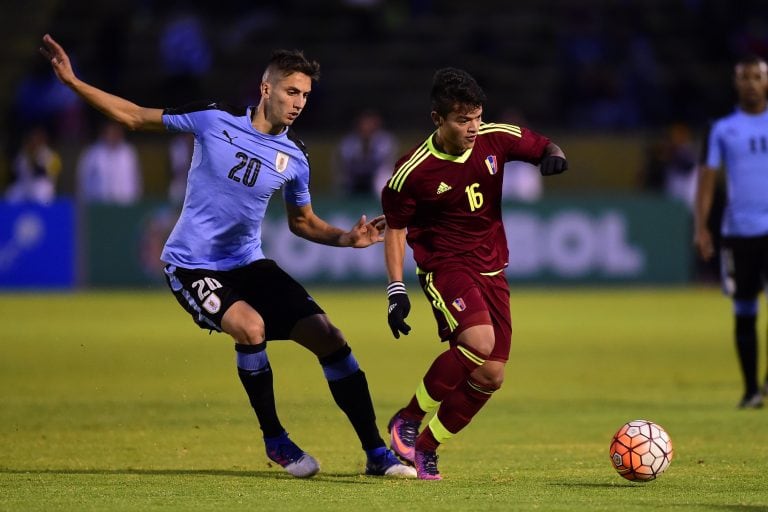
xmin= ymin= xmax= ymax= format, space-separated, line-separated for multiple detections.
xmin=40 ymin=34 xmax=415 ymax=478
xmin=695 ymin=54 xmax=768 ymax=409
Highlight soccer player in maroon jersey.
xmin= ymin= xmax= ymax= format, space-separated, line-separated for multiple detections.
xmin=381 ymin=68 xmax=567 ymax=480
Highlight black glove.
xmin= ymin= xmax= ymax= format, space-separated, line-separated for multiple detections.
xmin=386 ymin=281 xmax=411 ymax=339
xmin=539 ymin=155 xmax=568 ymax=176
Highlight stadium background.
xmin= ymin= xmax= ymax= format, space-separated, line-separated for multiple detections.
xmin=1 ymin=0 xmax=766 ymax=288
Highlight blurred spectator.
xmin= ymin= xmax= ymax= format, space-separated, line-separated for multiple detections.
xmin=168 ymin=133 xmax=194 ymax=206
xmin=499 ymin=109 xmax=542 ymax=202
xmin=639 ymin=123 xmax=698 ymax=210
xmin=334 ymin=109 xmax=398 ymax=197
xmin=341 ymin=0 xmax=388 ymax=41
xmin=158 ymin=8 xmax=212 ymax=101
xmin=94 ymin=9 xmax=131 ymax=92
xmin=11 ymin=59 xmax=84 ymax=146
xmin=732 ymin=18 xmax=768 ymax=58
xmin=556 ymin=5 xmax=662 ymax=130
xmin=5 ymin=127 xmax=61 ymax=204
xmin=77 ymin=121 xmax=142 ymax=204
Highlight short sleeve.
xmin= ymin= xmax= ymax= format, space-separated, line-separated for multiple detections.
xmin=705 ymin=122 xmax=723 ymax=169
xmin=282 ymin=161 xmax=312 ymax=206
xmin=504 ymin=126 xmax=550 ymax=164
xmin=382 ymin=182 xmax=416 ymax=230
xmin=162 ymin=100 xmax=218 ymax=134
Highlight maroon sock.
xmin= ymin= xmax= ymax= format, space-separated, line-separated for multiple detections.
xmin=415 ymin=425 xmax=441 ymax=452
xmin=402 ymin=344 xmax=485 ymax=421
xmin=436 ymin=378 xmax=494 ymax=435
xmin=401 ymin=395 xmax=425 ymax=421
xmin=415 ymin=379 xmax=494 ymax=453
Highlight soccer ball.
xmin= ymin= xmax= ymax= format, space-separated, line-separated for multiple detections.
xmin=609 ymin=419 xmax=673 ymax=481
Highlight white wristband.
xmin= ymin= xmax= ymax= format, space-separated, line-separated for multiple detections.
xmin=386 ymin=281 xmax=407 ymax=297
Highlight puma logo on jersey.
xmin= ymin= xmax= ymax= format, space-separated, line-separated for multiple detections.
xmin=437 ymin=182 xmax=452 ymax=194
xmin=223 ymin=130 xmax=237 ymax=144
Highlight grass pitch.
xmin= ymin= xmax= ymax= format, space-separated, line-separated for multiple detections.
xmin=1 ymin=287 xmax=767 ymax=511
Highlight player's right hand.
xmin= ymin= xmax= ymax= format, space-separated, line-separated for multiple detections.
xmin=386 ymin=281 xmax=411 ymax=339
xmin=694 ymin=227 xmax=714 ymax=261
xmin=39 ymin=34 xmax=75 ymax=85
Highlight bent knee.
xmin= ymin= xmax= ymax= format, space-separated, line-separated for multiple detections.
xmin=234 ymin=325 xmax=266 ymax=345
xmin=292 ymin=315 xmax=347 ymax=357
xmin=471 ymin=365 xmax=505 ymax=391
xmin=457 ymin=325 xmax=495 ymax=358
xmin=315 ymin=323 xmax=346 ymax=351
xmin=222 ymin=301 xmax=266 ymax=345
xmin=472 ymin=374 xmax=504 ymax=391
xmin=302 ymin=318 xmax=344 ymax=344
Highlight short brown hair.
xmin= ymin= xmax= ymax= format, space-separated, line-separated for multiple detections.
xmin=266 ymin=49 xmax=321 ymax=81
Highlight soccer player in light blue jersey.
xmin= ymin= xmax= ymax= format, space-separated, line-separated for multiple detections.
xmin=40 ymin=34 xmax=415 ymax=478
xmin=695 ymin=54 xmax=768 ymax=409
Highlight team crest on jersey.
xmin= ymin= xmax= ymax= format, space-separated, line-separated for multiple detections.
xmin=202 ymin=292 xmax=221 ymax=314
xmin=484 ymin=155 xmax=498 ymax=175
xmin=275 ymin=151 xmax=290 ymax=173
xmin=452 ymin=297 xmax=467 ymax=312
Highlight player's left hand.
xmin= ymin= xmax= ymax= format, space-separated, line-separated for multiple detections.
xmin=346 ymin=214 xmax=386 ymax=248
xmin=539 ymin=155 xmax=568 ymax=176
xmin=386 ymin=281 xmax=411 ymax=339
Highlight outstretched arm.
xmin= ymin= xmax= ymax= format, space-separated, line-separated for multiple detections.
xmin=285 ymin=203 xmax=385 ymax=248
xmin=40 ymin=34 xmax=164 ymax=131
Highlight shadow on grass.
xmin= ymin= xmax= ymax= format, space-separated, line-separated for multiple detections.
xmin=548 ymin=482 xmax=642 ymax=488
xmin=548 ymin=484 xmax=768 ymax=510
xmin=692 ymin=507 xmax=768 ymax=511
xmin=0 ymin=468 xmax=379 ymax=484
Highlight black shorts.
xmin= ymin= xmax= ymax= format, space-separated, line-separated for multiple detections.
xmin=164 ymin=259 xmax=324 ymax=340
xmin=720 ymin=235 xmax=768 ymax=299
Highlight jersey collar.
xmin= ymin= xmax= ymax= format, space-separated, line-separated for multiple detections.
xmin=247 ymin=106 xmax=289 ymax=137
xmin=427 ymin=132 xmax=474 ymax=163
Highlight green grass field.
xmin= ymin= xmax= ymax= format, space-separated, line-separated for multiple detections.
xmin=1 ymin=287 xmax=767 ymax=511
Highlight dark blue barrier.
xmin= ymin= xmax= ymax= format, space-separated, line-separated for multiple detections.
xmin=0 ymin=200 xmax=76 ymax=289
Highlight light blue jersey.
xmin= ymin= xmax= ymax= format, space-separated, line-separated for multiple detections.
xmin=161 ymin=101 xmax=311 ymax=270
xmin=706 ymin=107 xmax=768 ymax=237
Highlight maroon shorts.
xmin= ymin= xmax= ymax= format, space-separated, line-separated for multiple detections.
xmin=418 ymin=266 xmax=511 ymax=363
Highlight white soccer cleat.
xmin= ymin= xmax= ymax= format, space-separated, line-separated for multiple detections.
xmin=365 ymin=448 xmax=417 ymax=478
xmin=382 ymin=462 xmax=417 ymax=478
xmin=265 ymin=432 xmax=320 ymax=478
xmin=283 ymin=453 xmax=320 ymax=478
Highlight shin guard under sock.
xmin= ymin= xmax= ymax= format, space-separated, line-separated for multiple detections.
xmin=403 ymin=344 xmax=486 ymax=421
xmin=415 ymin=378 xmax=494 ymax=453
xmin=235 ymin=343 xmax=284 ymax=438
xmin=735 ymin=314 xmax=758 ymax=395
xmin=321 ymin=345 xmax=384 ymax=451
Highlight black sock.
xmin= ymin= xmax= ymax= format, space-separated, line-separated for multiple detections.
xmin=235 ymin=343 xmax=284 ymax=438
xmin=320 ymin=346 xmax=384 ymax=451
xmin=735 ymin=314 xmax=758 ymax=395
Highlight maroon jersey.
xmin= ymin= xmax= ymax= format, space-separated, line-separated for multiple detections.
xmin=382 ymin=123 xmax=549 ymax=273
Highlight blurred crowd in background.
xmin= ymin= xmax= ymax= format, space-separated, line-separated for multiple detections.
xmin=1 ymin=0 xmax=767 ymax=205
